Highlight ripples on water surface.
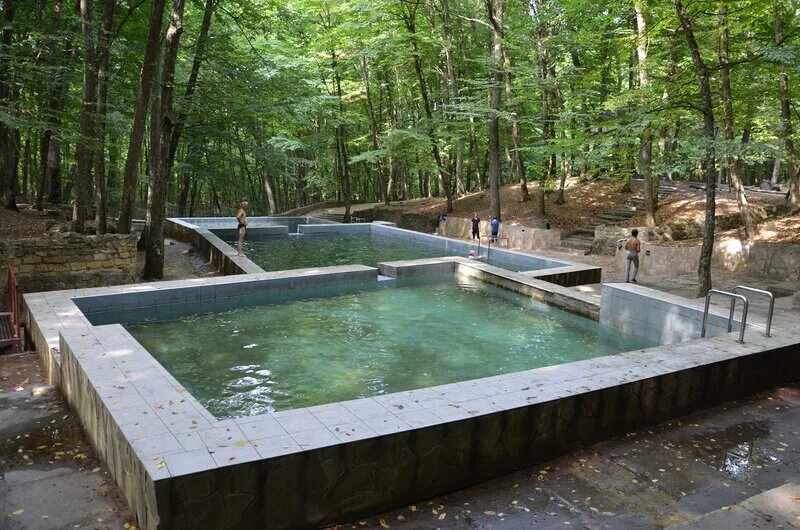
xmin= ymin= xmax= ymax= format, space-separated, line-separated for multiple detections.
xmin=126 ymin=278 xmax=654 ymax=418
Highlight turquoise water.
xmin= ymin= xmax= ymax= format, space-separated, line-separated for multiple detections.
xmin=126 ymin=278 xmax=654 ymax=419
xmin=229 ymin=233 xmax=523 ymax=271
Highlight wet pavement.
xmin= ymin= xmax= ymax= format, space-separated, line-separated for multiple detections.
xmin=0 ymin=352 xmax=133 ymax=529
xmin=335 ymin=385 xmax=800 ymax=529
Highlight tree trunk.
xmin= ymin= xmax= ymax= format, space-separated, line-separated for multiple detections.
xmin=331 ymin=47 xmax=352 ymax=222
xmin=74 ymin=0 xmax=98 ymax=232
xmin=360 ymin=58 xmax=389 ymax=205
xmin=441 ymin=0 xmax=466 ymax=197
xmin=486 ymin=0 xmax=504 ymax=220
xmin=144 ymin=0 xmax=186 ymax=280
xmin=93 ymin=0 xmax=114 ymax=234
xmin=166 ymin=0 xmax=216 ymax=175
xmin=0 ymin=0 xmax=18 ymax=211
xmin=719 ymin=5 xmax=754 ymax=237
xmin=501 ymin=36 xmax=530 ymax=202
xmin=634 ymin=1 xmax=656 ymax=226
xmin=400 ymin=1 xmax=453 ymax=212
xmin=775 ymin=5 xmax=799 ymax=208
xmin=118 ymin=0 xmax=166 ymax=233
xmin=677 ymin=1 xmax=716 ymax=297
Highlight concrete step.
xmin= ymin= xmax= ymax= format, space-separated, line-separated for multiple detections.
xmin=560 ymin=240 xmax=593 ymax=252
xmin=667 ymin=482 xmax=800 ymax=529
xmin=572 ymin=227 xmax=596 ymax=236
xmin=554 ymin=245 xmax=592 ymax=256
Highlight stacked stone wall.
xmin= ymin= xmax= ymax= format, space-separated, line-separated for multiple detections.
xmin=0 ymin=233 xmax=138 ymax=309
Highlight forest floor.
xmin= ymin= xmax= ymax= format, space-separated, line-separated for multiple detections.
xmin=377 ymin=178 xmax=634 ymax=230
xmin=0 ymin=205 xmax=67 ymax=240
xmin=372 ymin=178 xmax=799 ymax=243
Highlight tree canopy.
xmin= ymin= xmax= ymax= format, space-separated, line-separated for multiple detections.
xmin=0 ymin=0 xmax=798 ymax=283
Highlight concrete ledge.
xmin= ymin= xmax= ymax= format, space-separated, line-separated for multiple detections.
xmin=298 ymin=223 xmax=372 ymax=234
xmin=600 ymin=283 xmax=744 ymax=344
xmin=455 ymin=259 xmax=601 ymax=320
xmin=521 ymin=264 xmax=602 ymax=287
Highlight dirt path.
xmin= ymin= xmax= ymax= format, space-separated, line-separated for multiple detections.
xmin=137 ymin=237 xmax=218 ymax=281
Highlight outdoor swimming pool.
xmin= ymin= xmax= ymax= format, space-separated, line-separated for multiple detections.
xmin=126 ymin=276 xmax=654 ymax=419
xmin=225 ymin=233 xmax=528 ymax=272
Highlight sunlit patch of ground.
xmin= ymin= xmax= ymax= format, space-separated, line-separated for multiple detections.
xmin=379 ymin=177 xmax=634 ymax=230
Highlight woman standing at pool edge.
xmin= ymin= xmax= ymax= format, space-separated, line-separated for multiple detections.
xmin=236 ymin=200 xmax=248 ymax=257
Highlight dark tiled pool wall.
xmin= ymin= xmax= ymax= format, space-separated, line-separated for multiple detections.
xmin=151 ymin=340 xmax=800 ymax=529
xmin=369 ymin=223 xmax=567 ymax=271
xmin=74 ymin=266 xmax=379 ymax=326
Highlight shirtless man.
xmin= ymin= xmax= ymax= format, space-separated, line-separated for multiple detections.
xmin=236 ymin=200 xmax=248 ymax=257
xmin=624 ymin=229 xmax=641 ymax=283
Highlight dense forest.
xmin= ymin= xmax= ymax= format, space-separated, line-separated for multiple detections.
xmin=0 ymin=0 xmax=798 ymax=284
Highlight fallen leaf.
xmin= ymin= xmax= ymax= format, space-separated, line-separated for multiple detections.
xmin=409 ymin=505 xmax=417 ymax=512
xmin=11 ymin=509 xmax=24 ymax=516
xmin=379 ymin=518 xmax=390 ymax=528
xmin=438 ymin=513 xmax=446 ymax=520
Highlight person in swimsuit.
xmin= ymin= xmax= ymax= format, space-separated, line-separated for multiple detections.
xmin=624 ymin=229 xmax=641 ymax=283
xmin=236 ymin=200 xmax=248 ymax=257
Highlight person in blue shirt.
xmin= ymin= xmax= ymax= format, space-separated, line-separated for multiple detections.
xmin=490 ymin=216 xmax=500 ymax=242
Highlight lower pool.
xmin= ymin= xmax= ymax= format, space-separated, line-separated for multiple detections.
xmin=126 ymin=277 xmax=654 ymax=419
xmin=227 ymin=233 xmax=524 ymax=271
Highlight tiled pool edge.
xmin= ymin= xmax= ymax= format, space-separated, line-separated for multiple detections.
xmin=164 ymin=217 xmax=601 ymax=285
xmin=22 ymin=263 xmax=800 ymax=529
xmin=59 ymin=322 xmax=800 ymax=529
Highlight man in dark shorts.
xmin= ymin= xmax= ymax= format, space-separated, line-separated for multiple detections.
xmin=490 ymin=216 xmax=500 ymax=242
xmin=471 ymin=212 xmax=480 ymax=240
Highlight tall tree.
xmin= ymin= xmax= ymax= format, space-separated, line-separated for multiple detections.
xmin=73 ymin=0 xmax=98 ymax=232
xmin=144 ymin=0 xmax=187 ymax=279
xmin=719 ymin=3 xmax=754 ymax=237
xmin=118 ymin=0 xmax=167 ymax=234
xmin=676 ymin=0 xmax=716 ymax=297
xmin=92 ymin=0 xmax=115 ymax=234
xmin=634 ymin=0 xmax=657 ymax=226
xmin=486 ymin=0 xmax=504 ymax=221
xmin=0 ymin=0 xmax=18 ymax=210
xmin=775 ymin=3 xmax=799 ymax=209
xmin=399 ymin=0 xmax=453 ymax=212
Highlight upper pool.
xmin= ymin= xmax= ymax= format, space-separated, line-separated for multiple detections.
xmin=227 ymin=233 xmax=526 ymax=272
xmin=126 ymin=276 xmax=655 ymax=419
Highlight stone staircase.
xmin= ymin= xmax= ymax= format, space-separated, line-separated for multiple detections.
xmin=557 ymin=182 xmax=680 ymax=255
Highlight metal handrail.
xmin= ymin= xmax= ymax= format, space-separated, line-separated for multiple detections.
xmin=733 ymin=285 xmax=775 ymax=337
xmin=478 ymin=235 xmax=509 ymax=259
xmin=701 ymin=289 xmax=749 ymax=343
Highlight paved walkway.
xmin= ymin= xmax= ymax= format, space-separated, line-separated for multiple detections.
xmin=348 ymin=385 xmax=800 ymax=529
xmin=0 ymin=352 xmax=132 ymax=529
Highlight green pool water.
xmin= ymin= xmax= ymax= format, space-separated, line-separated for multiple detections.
xmin=228 ymin=233 xmax=523 ymax=271
xmin=126 ymin=277 xmax=655 ymax=419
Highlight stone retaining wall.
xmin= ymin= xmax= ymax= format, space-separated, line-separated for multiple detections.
xmin=613 ymin=239 xmax=800 ymax=282
xmin=371 ymin=208 xmax=438 ymax=233
xmin=439 ymin=217 xmax=561 ymax=251
xmin=0 ymin=233 xmax=138 ymax=309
